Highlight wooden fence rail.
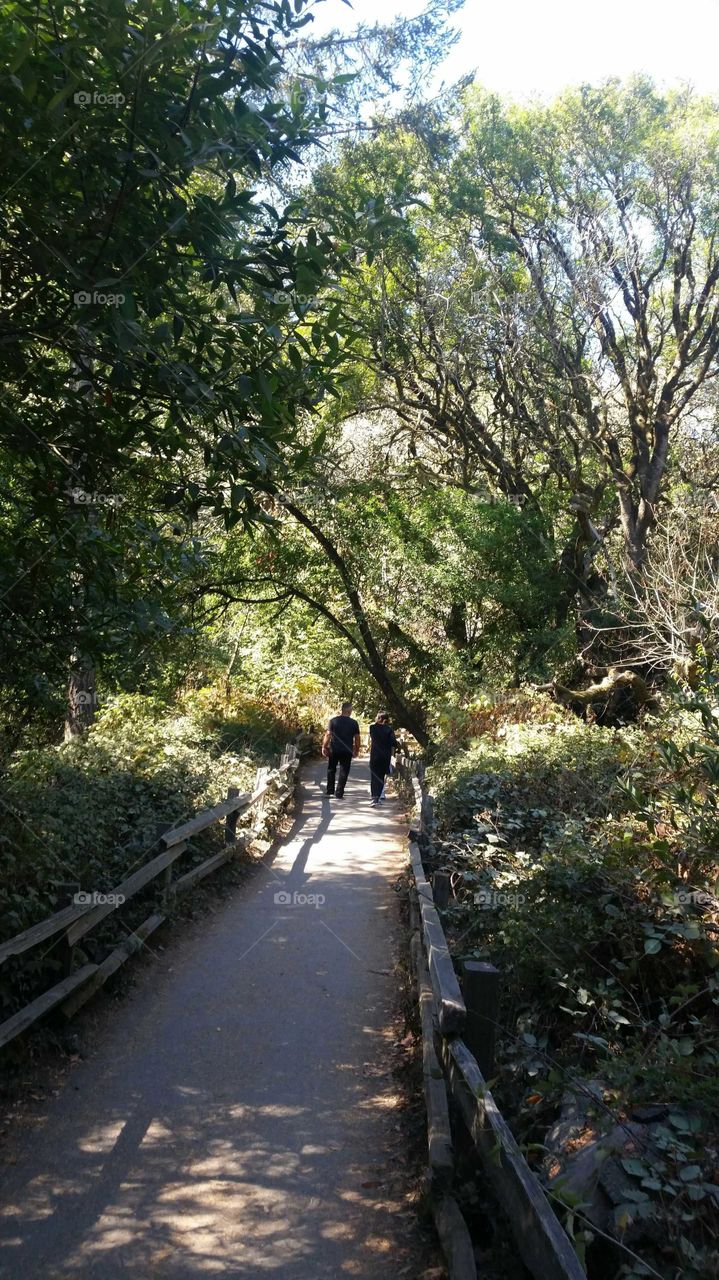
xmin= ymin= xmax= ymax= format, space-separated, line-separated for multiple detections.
xmin=397 ymin=754 xmax=586 ymax=1280
xmin=0 ymin=737 xmax=311 ymax=1052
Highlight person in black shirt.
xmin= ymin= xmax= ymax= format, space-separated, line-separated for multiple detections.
xmin=368 ymin=711 xmax=398 ymax=805
xmin=321 ymin=701 xmax=361 ymax=798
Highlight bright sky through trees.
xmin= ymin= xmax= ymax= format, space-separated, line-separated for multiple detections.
xmin=316 ymin=0 xmax=719 ymax=96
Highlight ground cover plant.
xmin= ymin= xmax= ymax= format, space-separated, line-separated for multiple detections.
xmin=0 ymin=681 xmax=314 ymax=1027
xmin=429 ymin=690 xmax=719 ymax=1279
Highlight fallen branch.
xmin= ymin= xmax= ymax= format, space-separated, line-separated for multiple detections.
xmin=550 ymin=667 xmax=654 ymax=709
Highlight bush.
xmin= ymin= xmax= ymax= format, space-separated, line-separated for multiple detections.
xmin=429 ymin=694 xmax=719 ymax=1278
xmin=0 ymin=687 xmax=299 ymax=1022
xmin=433 ymin=687 xmax=574 ymax=750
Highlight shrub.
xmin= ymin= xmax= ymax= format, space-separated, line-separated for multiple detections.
xmin=0 ymin=688 xmax=297 ymax=1022
xmin=429 ymin=698 xmax=719 ymax=1278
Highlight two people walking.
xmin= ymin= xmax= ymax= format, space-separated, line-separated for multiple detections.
xmin=322 ymin=702 xmax=398 ymax=804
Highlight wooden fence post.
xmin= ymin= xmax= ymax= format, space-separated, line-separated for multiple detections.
xmin=253 ymin=767 xmax=269 ymax=829
xmin=422 ymin=789 xmax=434 ymax=839
xmin=225 ymin=786 xmax=240 ymax=845
xmin=154 ymin=823 xmax=173 ymax=906
xmin=433 ymin=870 xmax=450 ymax=910
xmin=462 ymin=959 xmax=501 ymax=1081
xmin=54 ymin=882 xmax=79 ymax=977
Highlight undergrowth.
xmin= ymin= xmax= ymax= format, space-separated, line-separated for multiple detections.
xmin=430 ymin=690 xmax=719 ymax=1280
xmin=0 ymin=683 xmax=306 ymax=1025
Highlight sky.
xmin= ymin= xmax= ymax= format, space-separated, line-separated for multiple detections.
xmin=312 ymin=0 xmax=719 ymax=99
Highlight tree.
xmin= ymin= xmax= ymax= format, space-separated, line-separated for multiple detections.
xmin=0 ymin=0 xmax=468 ymax=740
xmin=454 ymin=79 xmax=719 ymax=574
xmin=0 ymin=0 xmax=351 ymax=736
xmin=189 ymin=428 xmax=565 ymax=743
xmin=308 ymin=80 xmax=719 ymax=604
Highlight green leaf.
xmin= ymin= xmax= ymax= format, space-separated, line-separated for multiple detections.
xmin=46 ymin=78 xmax=78 ymax=111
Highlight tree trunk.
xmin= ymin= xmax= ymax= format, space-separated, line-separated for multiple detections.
xmin=617 ymin=488 xmax=647 ymax=574
xmin=280 ymin=498 xmax=431 ymax=744
xmin=377 ymin=684 xmax=429 ymax=747
xmin=444 ymin=601 xmax=468 ymax=650
xmin=64 ymin=658 xmax=97 ymax=740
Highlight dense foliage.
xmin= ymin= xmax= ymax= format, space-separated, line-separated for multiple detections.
xmin=430 ymin=690 xmax=719 ymax=1279
xmin=0 ymin=678 xmax=328 ymax=1028
xmin=1 ymin=4 xmax=719 ymax=1274
xmin=1 ymin=0 xmax=344 ymax=723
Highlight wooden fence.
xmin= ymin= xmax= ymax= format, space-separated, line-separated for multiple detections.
xmin=396 ymin=754 xmax=586 ymax=1280
xmin=0 ymin=737 xmax=312 ymax=1052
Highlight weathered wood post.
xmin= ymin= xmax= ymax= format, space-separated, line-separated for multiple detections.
xmin=433 ymin=870 xmax=451 ymax=910
xmin=252 ymin=766 xmax=269 ymax=835
xmin=225 ymin=786 xmax=240 ymax=845
xmin=417 ymin=757 xmax=433 ymax=844
xmin=54 ymin=882 xmax=79 ymax=977
xmin=422 ymin=789 xmax=434 ymax=839
xmin=154 ymin=822 xmax=173 ymax=906
xmin=461 ymin=959 xmax=501 ymax=1081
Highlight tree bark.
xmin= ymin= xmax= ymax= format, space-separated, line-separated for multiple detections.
xmin=444 ymin=601 xmax=469 ymax=650
xmin=64 ymin=657 xmax=97 ymax=740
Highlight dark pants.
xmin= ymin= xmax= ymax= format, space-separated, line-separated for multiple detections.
xmin=327 ymin=750 xmax=352 ymax=796
xmin=370 ymin=753 xmax=391 ymax=800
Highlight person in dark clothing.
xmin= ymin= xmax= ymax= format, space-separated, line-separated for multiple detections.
xmin=321 ymin=701 xmax=361 ymax=798
xmin=368 ymin=711 xmax=398 ymax=805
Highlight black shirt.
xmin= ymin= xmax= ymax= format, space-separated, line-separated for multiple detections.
xmin=328 ymin=714 xmax=360 ymax=754
xmin=369 ymin=722 xmax=397 ymax=759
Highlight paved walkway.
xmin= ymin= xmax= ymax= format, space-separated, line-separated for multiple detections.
xmin=0 ymin=759 xmax=418 ymax=1279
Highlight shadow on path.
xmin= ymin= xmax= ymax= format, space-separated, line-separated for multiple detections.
xmin=0 ymin=759 xmax=416 ymax=1280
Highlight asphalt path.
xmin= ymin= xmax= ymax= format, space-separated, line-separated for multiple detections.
xmin=0 ymin=757 xmax=420 ymax=1280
